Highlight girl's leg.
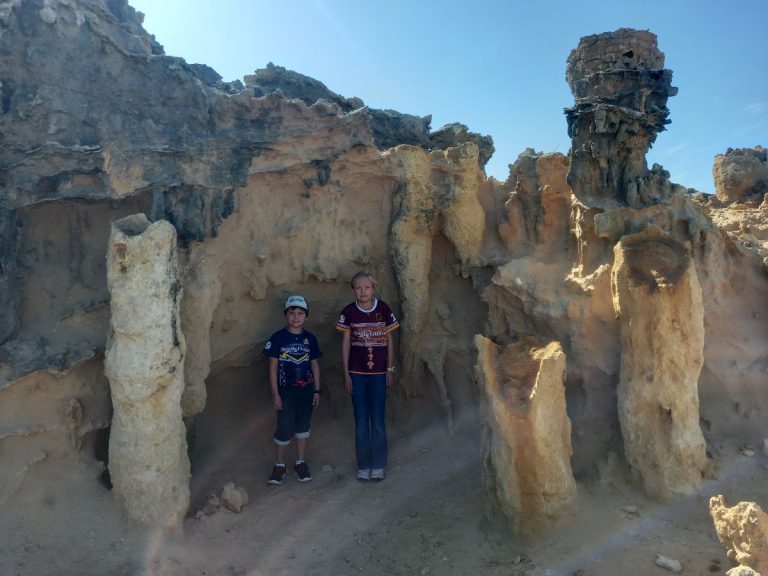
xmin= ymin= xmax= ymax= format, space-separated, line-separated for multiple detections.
xmin=351 ymin=373 xmax=372 ymax=470
xmin=275 ymin=443 xmax=287 ymax=465
xmin=369 ymin=373 xmax=388 ymax=470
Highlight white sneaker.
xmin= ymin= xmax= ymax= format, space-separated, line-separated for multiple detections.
xmin=356 ymin=469 xmax=371 ymax=481
xmin=370 ymin=468 xmax=385 ymax=481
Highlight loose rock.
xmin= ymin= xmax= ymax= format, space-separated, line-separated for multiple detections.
xmin=220 ymin=482 xmax=249 ymax=513
xmin=655 ymin=554 xmax=682 ymax=573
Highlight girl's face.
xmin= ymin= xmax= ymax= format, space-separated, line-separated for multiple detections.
xmin=352 ymin=277 xmax=375 ymax=306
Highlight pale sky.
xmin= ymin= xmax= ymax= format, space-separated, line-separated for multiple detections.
xmin=129 ymin=0 xmax=767 ymax=193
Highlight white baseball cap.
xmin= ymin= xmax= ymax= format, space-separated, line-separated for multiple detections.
xmin=284 ymin=295 xmax=309 ymax=313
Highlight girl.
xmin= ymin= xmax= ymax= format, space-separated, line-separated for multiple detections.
xmin=336 ymin=272 xmax=399 ymax=481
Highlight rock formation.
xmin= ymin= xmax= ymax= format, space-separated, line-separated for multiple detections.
xmin=713 ymin=146 xmax=768 ymax=203
xmin=475 ymin=336 xmax=576 ymax=533
xmin=565 ymin=29 xmax=677 ymax=208
xmin=0 ymin=0 xmax=766 ymax=562
xmin=104 ymin=214 xmax=189 ymax=529
xmin=710 ymin=495 xmax=768 ymax=575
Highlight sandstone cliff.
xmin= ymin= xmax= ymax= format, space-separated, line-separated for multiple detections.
xmin=0 ymin=0 xmax=766 ymax=564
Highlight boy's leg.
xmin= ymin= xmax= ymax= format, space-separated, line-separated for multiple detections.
xmin=274 ymin=388 xmax=297 ymax=453
xmin=351 ymin=374 xmax=372 ymax=471
xmin=293 ymin=387 xmax=314 ymax=481
xmin=269 ymin=388 xmax=295 ymax=485
xmin=369 ymin=373 xmax=388 ymax=471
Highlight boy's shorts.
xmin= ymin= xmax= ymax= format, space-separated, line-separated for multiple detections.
xmin=274 ymin=385 xmax=314 ymax=445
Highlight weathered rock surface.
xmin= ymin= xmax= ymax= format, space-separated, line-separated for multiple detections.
xmin=104 ymin=214 xmax=189 ymax=529
xmin=475 ymin=336 xmax=576 ymax=533
xmin=710 ymin=495 xmax=768 ymax=574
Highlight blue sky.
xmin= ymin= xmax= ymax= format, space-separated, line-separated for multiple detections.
xmin=130 ymin=0 xmax=767 ymax=193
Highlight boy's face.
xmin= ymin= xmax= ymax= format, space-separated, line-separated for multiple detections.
xmin=285 ymin=307 xmax=307 ymax=330
xmin=352 ymin=277 xmax=375 ymax=305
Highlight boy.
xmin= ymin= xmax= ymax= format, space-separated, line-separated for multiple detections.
xmin=263 ymin=295 xmax=322 ymax=484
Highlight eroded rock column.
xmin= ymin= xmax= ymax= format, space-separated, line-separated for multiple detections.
xmin=611 ymin=227 xmax=706 ymax=499
xmin=105 ymin=214 xmax=190 ymax=529
xmin=565 ymin=29 xmax=677 ymax=207
xmin=475 ymin=336 xmax=576 ymax=533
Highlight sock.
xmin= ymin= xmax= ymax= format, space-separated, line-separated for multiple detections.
xmin=295 ymin=459 xmax=305 ymax=465
xmin=275 ymin=462 xmax=286 ymax=468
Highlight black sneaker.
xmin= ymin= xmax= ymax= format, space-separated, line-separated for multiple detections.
xmin=268 ymin=464 xmax=286 ymax=485
xmin=294 ymin=461 xmax=312 ymax=482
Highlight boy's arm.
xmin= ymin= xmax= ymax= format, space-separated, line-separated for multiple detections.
xmin=269 ymin=357 xmax=282 ymax=410
xmin=342 ymin=330 xmax=352 ymax=393
xmin=311 ymin=358 xmax=321 ymax=407
xmin=386 ymin=332 xmax=396 ymax=388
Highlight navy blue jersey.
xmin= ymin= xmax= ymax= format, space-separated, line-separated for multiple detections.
xmin=263 ymin=328 xmax=322 ymax=388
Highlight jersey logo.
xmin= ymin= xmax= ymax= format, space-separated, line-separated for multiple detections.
xmin=280 ymin=351 xmax=310 ymax=364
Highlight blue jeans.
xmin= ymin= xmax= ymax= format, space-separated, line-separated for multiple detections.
xmin=350 ymin=373 xmax=387 ymax=470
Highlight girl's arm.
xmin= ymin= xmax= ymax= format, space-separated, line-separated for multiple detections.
xmin=311 ymin=358 xmax=321 ymax=407
xmin=269 ymin=357 xmax=282 ymax=410
xmin=342 ymin=330 xmax=352 ymax=393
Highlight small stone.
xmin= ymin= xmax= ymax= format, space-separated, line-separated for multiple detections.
xmin=221 ymin=482 xmax=249 ymax=513
xmin=741 ymin=449 xmax=755 ymax=457
xmin=622 ymin=504 xmax=640 ymax=517
xmin=420 ymin=568 xmax=431 ymax=576
xmin=655 ymin=554 xmax=682 ymax=573
xmin=321 ymin=464 xmax=333 ymax=473
xmin=202 ymin=493 xmax=220 ymax=515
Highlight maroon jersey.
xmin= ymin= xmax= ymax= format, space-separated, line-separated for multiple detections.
xmin=336 ymin=299 xmax=399 ymax=374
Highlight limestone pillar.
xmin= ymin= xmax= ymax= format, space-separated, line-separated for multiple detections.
xmin=611 ymin=227 xmax=706 ymax=499
xmin=104 ymin=214 xmax=190 ymax=529
xmin=475 ymin=335 xmax=576 ymax=534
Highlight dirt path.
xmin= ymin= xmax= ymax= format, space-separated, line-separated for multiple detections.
xmin=5 ymin=367 xmax=766 ymax=576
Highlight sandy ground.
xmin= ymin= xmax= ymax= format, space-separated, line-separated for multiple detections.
xmin=3 ymin=367 xmax=767 ymax=576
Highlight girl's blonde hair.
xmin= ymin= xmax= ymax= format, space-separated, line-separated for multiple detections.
xmin=350 ymin=271 xmax=378 ymax=293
